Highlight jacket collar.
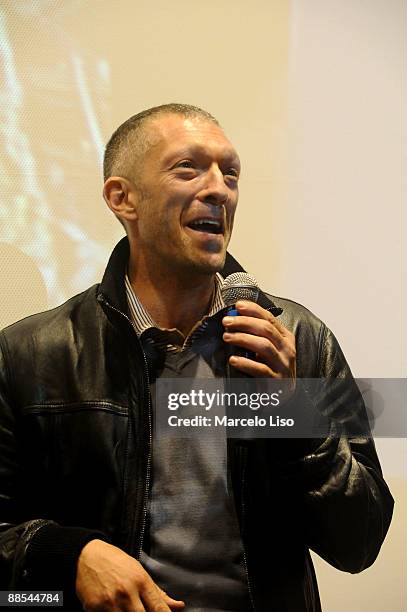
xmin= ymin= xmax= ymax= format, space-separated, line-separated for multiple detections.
xmin=98 ymin=236 xmax=282 ymax=316
xmin=218 ymin=250 xmax=283 ymax=315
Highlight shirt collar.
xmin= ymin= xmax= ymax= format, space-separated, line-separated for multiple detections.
xmin=125 ymin=273 xmax=226 ymax=339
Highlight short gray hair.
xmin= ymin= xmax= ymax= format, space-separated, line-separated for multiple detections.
xmin=103 ymin=103 xmax=220 ymax=182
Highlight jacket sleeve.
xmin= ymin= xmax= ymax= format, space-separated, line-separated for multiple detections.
xmin=271 ymin=324 xmax=394 ymax=573
xmin=0 ymin=334 xmax=109 ymax=591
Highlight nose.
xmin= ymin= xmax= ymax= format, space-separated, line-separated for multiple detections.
xmin=196 ymin=164 xmax=229 ymax=206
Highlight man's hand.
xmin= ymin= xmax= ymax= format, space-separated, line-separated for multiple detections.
xmin=76 ymin=539 xmax=185 ymax=611
xmin=222 ymin=300 xmax=296 ymax=389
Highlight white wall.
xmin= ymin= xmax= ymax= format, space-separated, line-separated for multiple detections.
xmin=278 ymin=2 xmax=407 ymax=610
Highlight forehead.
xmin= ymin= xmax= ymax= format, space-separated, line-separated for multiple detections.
xmin=145 ymin=114 xmax=239 ymax=163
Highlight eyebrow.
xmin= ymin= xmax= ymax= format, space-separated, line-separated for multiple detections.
xmin=163 ymin=144 xmax=241 ymax=167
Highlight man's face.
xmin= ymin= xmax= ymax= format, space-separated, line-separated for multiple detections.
xmin=129 ymin=114 xmax=240 ymax=278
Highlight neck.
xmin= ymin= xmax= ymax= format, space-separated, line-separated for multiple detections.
xmin=128 ymin=250 xmax=217 ymax=337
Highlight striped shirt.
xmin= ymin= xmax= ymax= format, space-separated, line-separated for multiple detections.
xmin=125 ymin=273 xmax=226 ymax=352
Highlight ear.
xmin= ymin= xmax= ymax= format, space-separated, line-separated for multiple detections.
xmin=103 ymin=177 xmax=139 ymax=223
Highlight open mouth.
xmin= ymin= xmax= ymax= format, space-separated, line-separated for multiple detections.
xmin=186 ymin=218 xmax=224 ymax=235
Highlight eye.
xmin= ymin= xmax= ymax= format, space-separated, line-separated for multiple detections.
xmin=173 ymin=160 xmax=198 ymax=180
xmin=224 ymin=167 xmax=240 ymax=179
xmin=176 ymin=160 xmax=194 ymax=169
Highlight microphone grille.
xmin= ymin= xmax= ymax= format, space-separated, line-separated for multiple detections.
xmin=221 ymin=272 xmax=259 ymax=306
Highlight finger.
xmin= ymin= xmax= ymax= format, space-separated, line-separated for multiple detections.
xmin=235 ymin=300 xmax=288 ymax=335
xmin=223 ymin=315 xmax=285 ymax=350
xmin=224 ymin=331 xmax=295 ymax=377
xmin=109 ymin=594 xmax=145 ymax=612
xmin=140 ymin=583 xmax=172 ymax=611
xmin=130 ymin=601 xmax=146 ymax=612
xmin=114 ymin=589 xmax=145 ymax=612
xmin=158 ymin=588 xmax=185 ymax=609
xmin=229 ymin=354 xmax=279 ymax=378
xmin=223 ymin=331 xmax=282 ymax=363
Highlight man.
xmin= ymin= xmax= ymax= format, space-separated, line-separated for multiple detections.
xmin=0 ymin=104 xmax=393 ymax=611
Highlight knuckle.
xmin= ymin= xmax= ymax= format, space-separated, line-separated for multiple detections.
xmin=264 ymin=322 xmax=274 ymax=336
xmin=288 ymin=330 xmax=296 ymax=343
xmin=114 ymin=582 xmax=132 ymax=600
xmin=258 ymin=362 xmax=270 ymax=376
xmin=288 ymin=346 xmax=297 ymax=361
xmin=134 ymin=572 xmax=147 ymax=589
xmin=86 ymin=594 xmax=115 ymax=611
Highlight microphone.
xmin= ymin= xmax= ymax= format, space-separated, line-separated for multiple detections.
xmin=221 ymin=272 xmax=259 ymax=377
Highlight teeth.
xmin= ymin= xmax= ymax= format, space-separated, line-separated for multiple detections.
xmin=187 ymin=218 xmax=223 ymax=234
xmin=193 ymin=219 xmax=220 ymax=227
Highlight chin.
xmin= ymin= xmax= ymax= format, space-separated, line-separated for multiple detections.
xmin=190 ymin=253 xmax=226 ymax=276
xmin=173 ymin=245 xmax=227 ymax=278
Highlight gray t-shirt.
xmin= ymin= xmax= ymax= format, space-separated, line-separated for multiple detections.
xmin=140 ymin=323 xmax=251 ymax=611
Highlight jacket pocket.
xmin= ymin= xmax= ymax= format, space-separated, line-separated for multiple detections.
xmin=18 ymin=402 xmax=129 ymax=537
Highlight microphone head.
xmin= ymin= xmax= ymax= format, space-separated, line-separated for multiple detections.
xmin=221 ymin=272 xmax=259 ymax=306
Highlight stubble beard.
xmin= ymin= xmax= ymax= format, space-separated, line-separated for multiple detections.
xmin=177 ymin=232 xmax=228 ymax=279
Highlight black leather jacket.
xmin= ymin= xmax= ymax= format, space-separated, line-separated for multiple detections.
xmin=0 ymin=238 xmax=394 ymax=611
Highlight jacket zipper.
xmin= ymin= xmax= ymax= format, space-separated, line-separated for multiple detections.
xmin=240 ymin=446 xmax=256 ymax=611
xmin=101 ymin=292 xmax=257 ymax=606
xmin=136 ymin=349 xmax=152 ymax=558
xmin=97 ymin=295 xmax=152 ymax=558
